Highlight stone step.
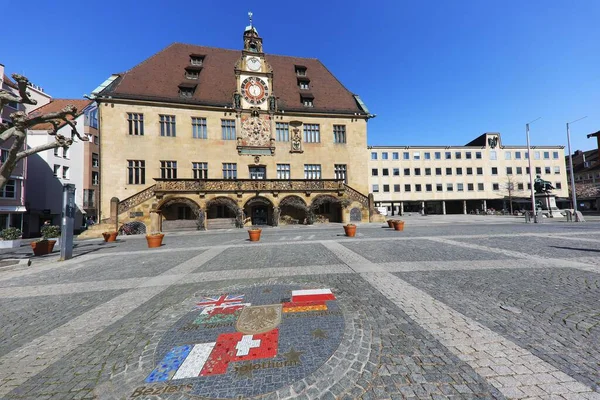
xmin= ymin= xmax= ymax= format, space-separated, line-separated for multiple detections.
xmin=76 ymin=223 xmax=115 ymax=240
xmin=207 ymin=218 xmax=236 ymax=230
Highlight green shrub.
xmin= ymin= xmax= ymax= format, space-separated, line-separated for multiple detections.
xmin=0 ymin=227 xmax=22 ymax=240
xmin=41 ymin=225 xmax=61 ymax=239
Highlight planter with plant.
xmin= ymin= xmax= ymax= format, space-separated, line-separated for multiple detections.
xmin=248 ymin=227 xmax=262 ymax=242
xmin=343 ymin=223 xmax=357 ymax=237
xmin=146 ymin=232 xmax=165 ymax=248
xmin=0 ymin=227 xmax=22 ymax=249
xmin=41 ymin=225 xmax=61 ymax=246
xmin=102 ymin=231 xmax=118 ymax=242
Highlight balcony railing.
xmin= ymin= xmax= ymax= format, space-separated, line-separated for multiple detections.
xmin=153 ymin=179 xmax=345 ymax=193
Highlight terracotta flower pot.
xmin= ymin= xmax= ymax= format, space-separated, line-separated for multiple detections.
xmin=248 ymin=229 xmax=262 ymax=242
xmin=387 ymin=219 xmax=394 ymax=228
xmin=30 ymin=240 xmax=57 ymax=256
xmin=392 ymin=220 xmax=405 ymax=231
xmin=102 ymin=231 xmax=118 ymax=242
xmin=146 ymin=234 xmax=164 ymax=248
xmin=344 ymin=224 xmax=357 ymax=237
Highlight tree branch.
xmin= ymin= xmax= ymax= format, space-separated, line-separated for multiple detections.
xmin=15 ymin=135 xmax=72 ymax=162
xmin=12 ymin=74 xmax=37 ymax=105
xmin=0 ymin=126 xmax=16 ymax=142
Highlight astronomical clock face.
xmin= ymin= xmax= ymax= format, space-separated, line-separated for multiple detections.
xmin=241 ymin=77 xmax=269 ymax=105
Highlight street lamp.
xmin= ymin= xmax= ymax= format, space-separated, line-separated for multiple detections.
xmin=567 ymin=116 xmax=587 ymax=221
xmin=526 ymin=118 xmax=541 ymax=222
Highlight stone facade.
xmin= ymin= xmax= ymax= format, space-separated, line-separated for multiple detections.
xmin=95 ymin=24 xmax=371 ymax=230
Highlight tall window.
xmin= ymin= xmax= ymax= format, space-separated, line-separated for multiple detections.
xmin=543 ymin=151 xmax=550 ymax=159
xmin=490 ymin=151 xmax=497 ymax=160
xmin=392 ymin=152 xmax=399 ymax=160
xmin=475 ymin=151 xmax=482 ymax=159
xmin=277 ymin=164 xmax=290 ymax=179
xmin=372 ymin=184 xmax=379 ymax=193
xmin=505 ymin=151 xmax=511 ymax=160
xmin=434 ymin=152 xmax=441 ymax=160
xmin=304 ymin=164 xmax=321 ymax=179
xmin=424 ymin=152 xmax=431 ymax=160
xmin=413 ymin=152 xmax=421 ymax=160
xmin=222 ymin=163 xmax=237 ymax=179
xmin=0 ymin=179 xmax=15 ymax=198
xmin=127 ymin=113 xmax=144 ymax=135
xmin=63 ymin=147 xmax=69 ymax=159
xmin=53 ymin=147 xmax=59 ymax=157
xmin=192 ymin=162 xmax=208 ymax=179
xmin=276 ymin=123 xmax=289 ymax=142
xmin=403 ymin=152 xmax=410 ymax=160
xmin=371 ymin=152 xmax=377 ymax=160
xmin=333 ymin=125 xmax=346 ymax=144
xmin=92 ymin=153 xmax=99 ymax=168
xmin=127 ymin=160 xmax=145 ymax=184
xmin=53 ymin=164 xmax=60 ymax=176
xmin=83 ymin=189 xmax=95 ymax=208
xmin=516 ymin=167 xmax=523 ymax=174
xmin=445 ymin=152 xmax=452 ymax=160
xmin=192 ymin=117 xmax=207 ymax=139
xmin=221 ymin=119 xmax=236 ymax=140
xmin=466 ymin=152 xmax=472 ymax=159
xmin=506 ymin=167 xmax=513 ymax=175
xmin=160 ymin=161 xmax=177 ymax=179
xmin=334 ymin=164 xmax=347 ymax=183
xmin=454 ymin=151 xmax=461 ymax=159
xmin=478 ymin=183 xmax=484 ymax=190
xmin=515 ymin=151 xmax=521 ymax=159
xmin=160 ymin=115 xmax=176 ymax=137
xmin=554 ymin=166 xmax=560 ymax=174
xmin=553 ymin=151 xmax=559 ymax=159
xmin=303 ymin=124 xmax=320 ymax=143
xmin=92 ymin=171 xmax=99 ymax=185
xmin=382 ymin=152 xmax=388 ymax=160
xmin=62 ymin=166 xmax=70 ymax=179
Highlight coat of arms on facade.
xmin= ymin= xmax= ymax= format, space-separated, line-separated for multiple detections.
xmin=488 ymin=136 xmax=498 ymax=149
xmin=241 ymin=112 xmax=272 ymax=147
xmin=289 ymin=120 xmax=304 ymax=153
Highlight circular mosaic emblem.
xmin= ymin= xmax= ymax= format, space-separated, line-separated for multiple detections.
xmin=136 ymin=285 xmax=344 ymax=399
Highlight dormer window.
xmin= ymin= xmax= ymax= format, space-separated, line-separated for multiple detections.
xmin=185 ymin=65 xmax=203 ymax=80
xmin=186 ymin=70 xmax=199 ymax=79
xmin=190 ymin=54 xmax=205 ymax=66
xmin=297 ymin=77 xmax=310 ymax=90
xmin=295 ymin=65 xmax=307 ymax=76
xmin=301 ymin=93 xmax=314 ymax=107
xmin=178 ymin=83 xmax=197 ymax=98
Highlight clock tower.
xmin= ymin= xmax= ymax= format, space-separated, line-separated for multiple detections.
xmin=234 ymin=12 xmax=276 ymax=156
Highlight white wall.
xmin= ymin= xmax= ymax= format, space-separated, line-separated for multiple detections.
xmin=26 ymin=114 xmax=86 ymax=232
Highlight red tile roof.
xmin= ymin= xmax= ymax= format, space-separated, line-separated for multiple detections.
xmin=27 ymin=99 xmax=92 ymax=130
xmin=99 ymin=43 xmax=365 ymax=115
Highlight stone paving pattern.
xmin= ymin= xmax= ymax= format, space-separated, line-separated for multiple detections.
xmin=0 ymin=216 xmax=599 ymax=399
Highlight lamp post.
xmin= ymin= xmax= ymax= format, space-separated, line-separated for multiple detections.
xmin=526 ymin=118 xmax=541 ymax=222
xmin=567 ymin=116 xmax=587 ymax=221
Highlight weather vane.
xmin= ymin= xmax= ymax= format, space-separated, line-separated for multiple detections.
xmin=248 ymin=11 xmax=253 ymax=28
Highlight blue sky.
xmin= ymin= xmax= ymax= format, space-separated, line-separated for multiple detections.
xmin=2 ymin=0 xmax=599 ymax=151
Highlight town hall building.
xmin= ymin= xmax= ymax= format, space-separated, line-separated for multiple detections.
xmin=92 ymin=20 xmax=374 ymax=232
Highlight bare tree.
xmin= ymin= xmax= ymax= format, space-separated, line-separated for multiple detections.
xmin=0 ymin=74 xmax=87 ymax=189
xmin=503 ymin=174 xmax=521 ymax=214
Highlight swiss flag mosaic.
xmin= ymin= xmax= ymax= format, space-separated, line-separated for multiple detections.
xmin=143 ymin=286 xmax=342 ymax=397
xmin=200 ymin=329 xmax=279 ymax=376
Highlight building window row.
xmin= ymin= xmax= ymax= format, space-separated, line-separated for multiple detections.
xmin=127 ymin=115 xmax=346 ymax=144
xmin=372 ymin=181 xmax=564 ymax=194
xmin=370 ymin=150 xmax=561 ymax=161
xmin=372 ymin=165 xmax=560 ymax=177
xmin=126 ymin=161 xmax=347 ymax=183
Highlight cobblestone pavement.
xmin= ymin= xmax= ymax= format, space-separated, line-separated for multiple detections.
xmin=0 ymin=219 xmax=600 ymax=399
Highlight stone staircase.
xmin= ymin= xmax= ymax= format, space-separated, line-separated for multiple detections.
xmin=76 ymin=223 xmax=115 ymax=240
xmin=207 ymin=218 xmax=237 ymax=230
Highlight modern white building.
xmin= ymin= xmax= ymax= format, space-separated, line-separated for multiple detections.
xmin=25 ymin=99 xmax=93 ymax=235
xmin=369 ymin=132 xmax=569 ymax=215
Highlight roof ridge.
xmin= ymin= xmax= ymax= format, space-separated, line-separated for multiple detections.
xmin=168 ymin=42 xmax=320 ymax=60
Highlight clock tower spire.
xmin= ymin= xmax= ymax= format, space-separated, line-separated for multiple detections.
xmin=243 ymin=11 xmax=263 ymax=53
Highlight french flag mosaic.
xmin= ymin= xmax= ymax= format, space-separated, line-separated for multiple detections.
xmin=142 ymin=286 xmax=343 ymax=399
